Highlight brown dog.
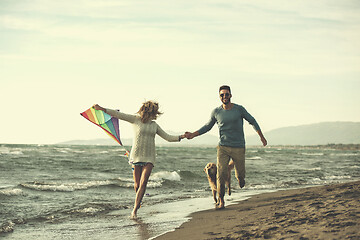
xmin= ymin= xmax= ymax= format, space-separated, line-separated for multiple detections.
xmin=204 ymin=160 xmax=234 ymax=204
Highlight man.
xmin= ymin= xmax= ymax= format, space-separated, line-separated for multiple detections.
xmin=185 ymin=85 xmax=267 ymax=209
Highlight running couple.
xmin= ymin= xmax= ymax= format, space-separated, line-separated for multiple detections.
xmin=93 ymin=85 xmax=267 ymax=218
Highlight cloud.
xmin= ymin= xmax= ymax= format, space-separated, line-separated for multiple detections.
xmin=0 ymin=15 xmax=52 ymax=31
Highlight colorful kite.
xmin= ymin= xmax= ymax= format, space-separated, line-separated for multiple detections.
xmin=80 ymin=107 xmax=129 ymax=157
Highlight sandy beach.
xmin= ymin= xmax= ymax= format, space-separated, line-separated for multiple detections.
xmin=155 ymin=181 xmax=359 ymax=240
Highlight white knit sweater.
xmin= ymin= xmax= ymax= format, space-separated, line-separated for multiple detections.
xmin=106 ymin=108 xmax=180 ymax=165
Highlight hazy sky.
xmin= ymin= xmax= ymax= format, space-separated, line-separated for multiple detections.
xmin=1 ymin=0 xmax=359 ymax=144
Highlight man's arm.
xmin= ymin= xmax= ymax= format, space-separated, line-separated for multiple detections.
xmin=186 ymin=109 xmax=216 ymax=140
xmin=241 ymin=106 xmax=261 ymax=132
xmin=240 ymin=106 xmax=267 ymax=146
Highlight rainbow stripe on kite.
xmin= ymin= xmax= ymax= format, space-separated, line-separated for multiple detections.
xmin=80 ymin=107 xmax=123 ymax=145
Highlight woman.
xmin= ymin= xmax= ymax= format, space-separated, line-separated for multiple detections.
xmin=93 ymin=101 xmax=185 ymax=219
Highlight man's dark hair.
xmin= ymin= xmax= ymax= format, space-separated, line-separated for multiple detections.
xmin=219 ymin=85 xmax=231 ymax=93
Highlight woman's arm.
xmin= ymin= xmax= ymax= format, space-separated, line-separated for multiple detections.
xmin=93 ymin=104 xmax=137 ymax=123
xmin=156 ymin=124 xmax=184 ymax=142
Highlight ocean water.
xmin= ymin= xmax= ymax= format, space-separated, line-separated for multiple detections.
xmin=0 ymin=144 xmax=359 ymax=239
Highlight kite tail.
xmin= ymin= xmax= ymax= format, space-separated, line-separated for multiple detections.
xmin=122 ymin=146 xmax=131 ymax=164
xmin=124 ymin=149 xmax=130 ymax=157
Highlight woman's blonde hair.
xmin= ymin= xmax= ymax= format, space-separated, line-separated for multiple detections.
xmin=137 ymin=100 xmax=162 ymax=123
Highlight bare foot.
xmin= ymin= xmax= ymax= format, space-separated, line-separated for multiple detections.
xmin=130 ymin=211 xmax=137 ymax=219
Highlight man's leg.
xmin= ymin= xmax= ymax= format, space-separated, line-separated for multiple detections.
xmin=231 ymin=147 xmax=246 ymax=188
xmin=217 ymin=145 xmax=230 ymax=209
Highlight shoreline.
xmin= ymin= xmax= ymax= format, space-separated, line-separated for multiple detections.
xmin=154 ymin=180 xmax=359 ymax=240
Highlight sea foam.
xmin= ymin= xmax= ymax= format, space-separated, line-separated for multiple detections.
xmin=20 ymin=180 xmax=112 ymax=192
xmin=0 ymin=188 xmax=23 ymax=196
xmin=151 ymin=171 xmax=181 ymax=181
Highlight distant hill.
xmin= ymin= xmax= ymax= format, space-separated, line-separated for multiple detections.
xmin=59 ymin=122 xmax=360 ymax=146
xmin=246 ymin=122 xmax=360 ymax=145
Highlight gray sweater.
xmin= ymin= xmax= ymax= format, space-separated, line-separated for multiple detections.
xmin=198 ymin=104 xmax=261 ymax=148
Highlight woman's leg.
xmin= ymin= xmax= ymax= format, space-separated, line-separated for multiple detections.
xmin=133 ymin=165 xmax=142 ymax=193
xmin=131 ymin=163 xmax=153 ymax=218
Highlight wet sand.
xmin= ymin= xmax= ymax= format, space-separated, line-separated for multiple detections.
xmin=155 ymin=180 xmax=359 ymax=240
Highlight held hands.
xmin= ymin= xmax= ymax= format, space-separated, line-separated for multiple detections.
xmin=180 ymin=132 xmax=190 ymax=140
xmin=184 ymin=132 xmax=193 ymax=139
xmin=184 ymin=131 xmax=197 ymax=140
xmin=177 ymin=132 xmax=196 ymax=141
xmin=180 ymin=132 xmax=192 ymax=140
